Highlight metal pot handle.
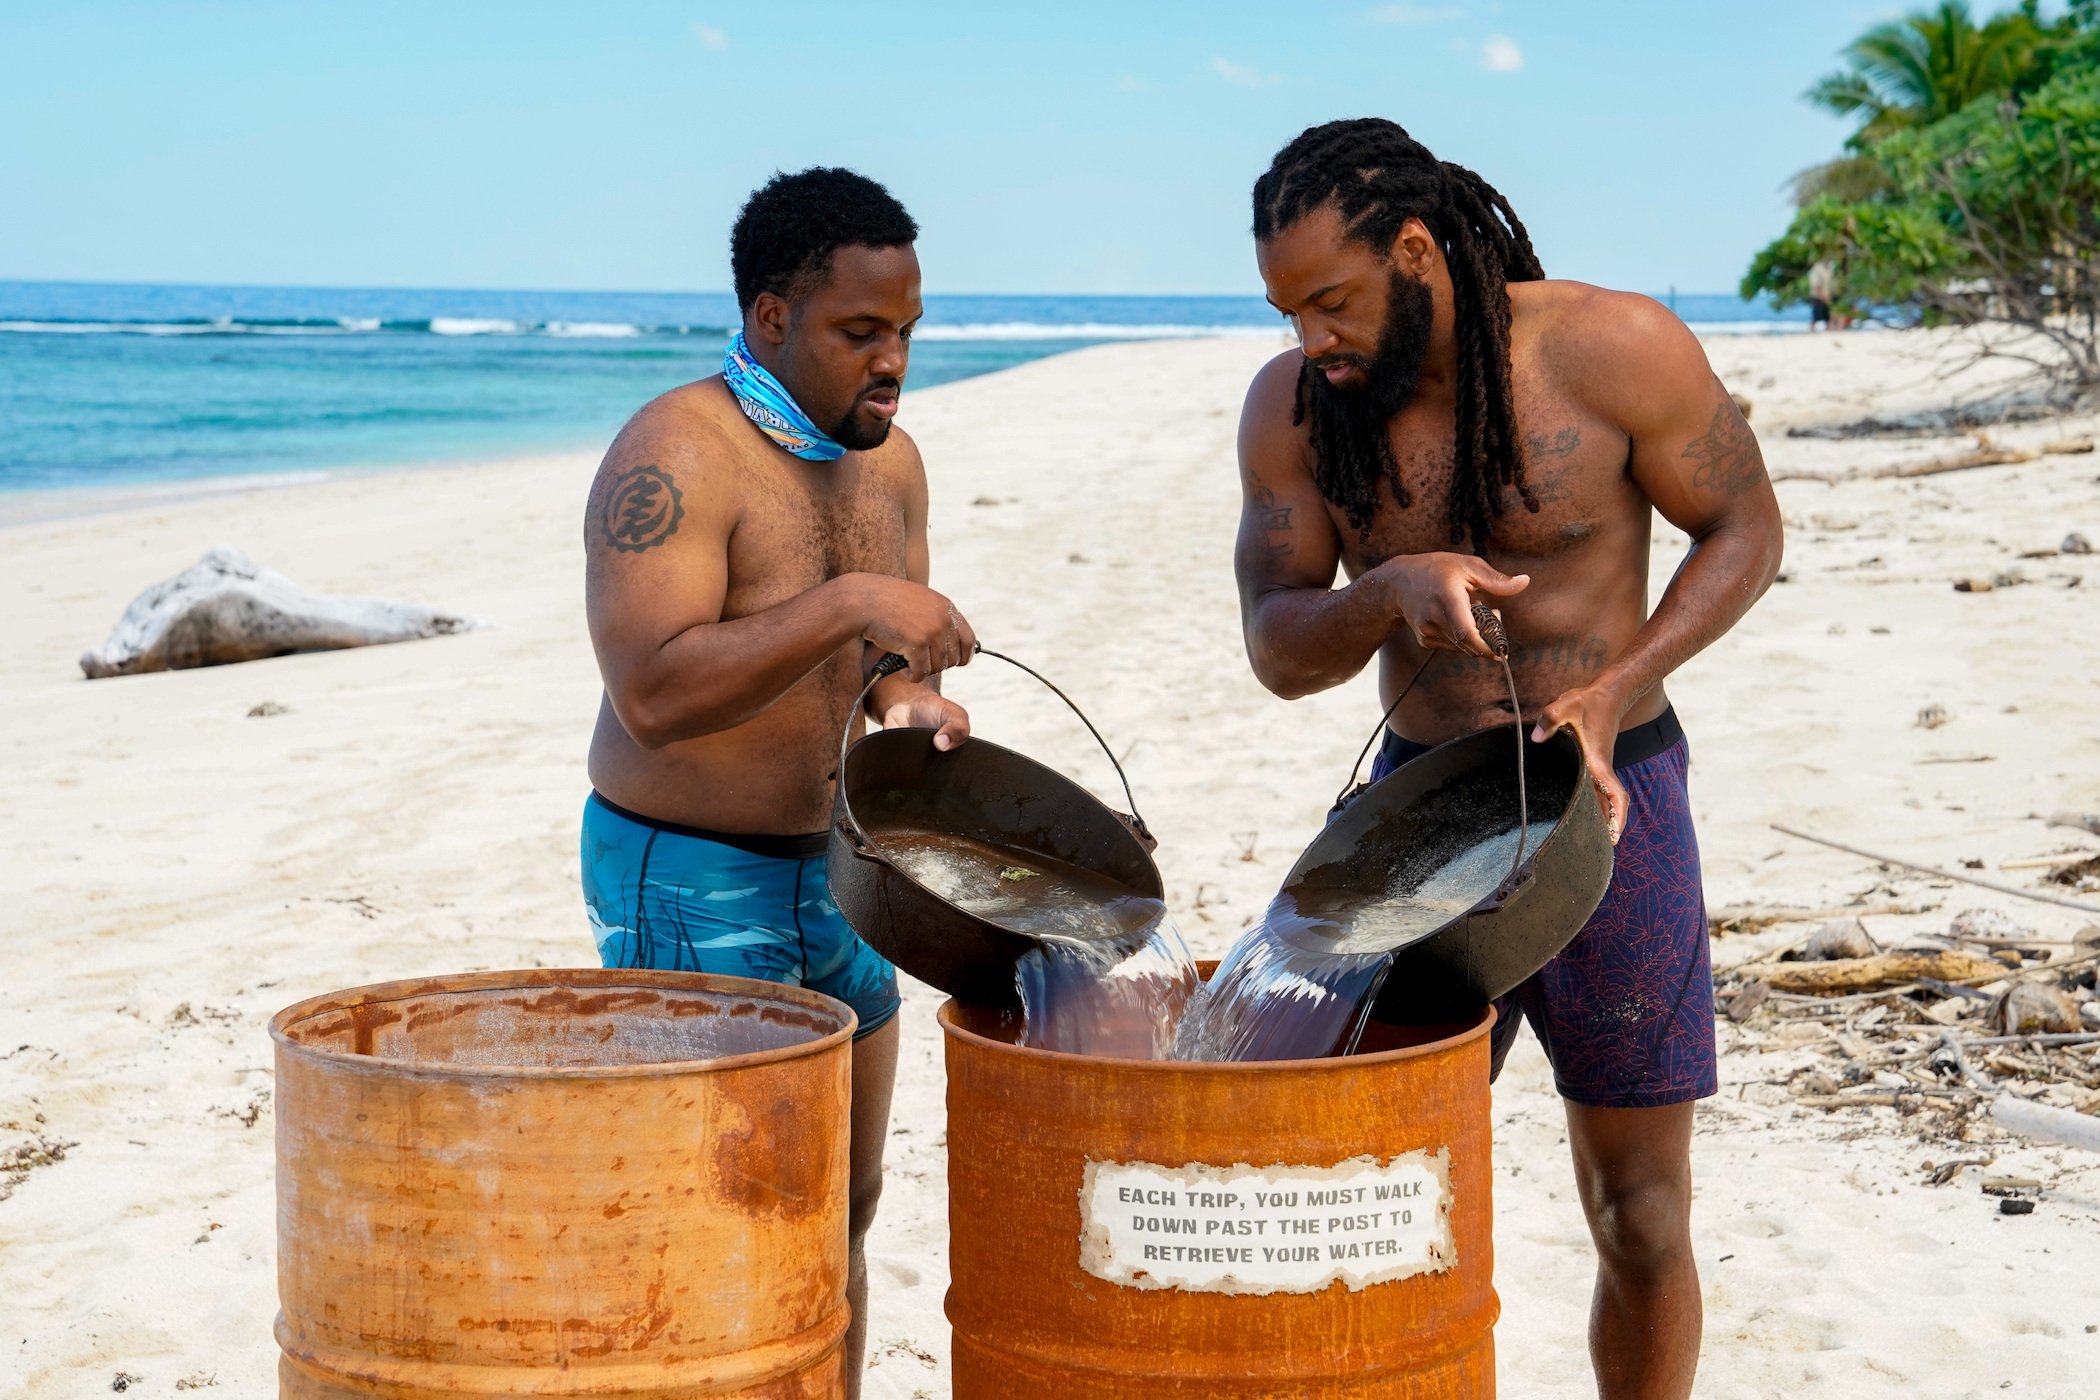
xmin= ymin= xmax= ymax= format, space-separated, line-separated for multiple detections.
xmin=836 ymin=652 xmax=912 ymax=863
xmin=835 ymin=645 xmax=1154 ymax=852
xmin=1330 ymin=630 xmax=1531 ymax=898
xmin=1330 ymin=652 xmax=1437 ymax=813
xmin=973 ymin=646 xmax=1152 ymax=846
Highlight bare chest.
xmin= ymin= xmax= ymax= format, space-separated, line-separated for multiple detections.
xmin=1342 ymin=381 xmax=1639 ymax=574
xmin=724 ymin=461 xmax=907 ymax=619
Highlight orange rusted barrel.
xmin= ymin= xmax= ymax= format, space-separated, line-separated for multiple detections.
xmin=940 ymin=976 xmax=1497 ymax=1399
xmin=271 ymin=969 xmax=853 ymax=1399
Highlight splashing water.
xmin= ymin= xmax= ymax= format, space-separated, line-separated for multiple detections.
xmin=1014 ymin=917 xmax=1199 ymax=1058
xmin=879 ymin=812 xmax=1557 ymax=1063
xmin=878 ymin=829 xmax=1199 ymax=1057
xmin=1170 ymin=892 xmax=1394 ymax=1062
xmin=1172 ymin=816 xmax=1560 ymax=1062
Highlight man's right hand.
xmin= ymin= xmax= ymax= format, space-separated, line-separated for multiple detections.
xmin=847 ymin=574 xmax=977 ymax=681
xmin=1376 ymin=553 xmax=1530 ymax=658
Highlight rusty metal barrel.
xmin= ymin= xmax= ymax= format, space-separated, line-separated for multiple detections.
xmin=940 ymin=990 xmax=1498 ymax=1399
xmin=270 ymin=969 xmax=853 ymax=1399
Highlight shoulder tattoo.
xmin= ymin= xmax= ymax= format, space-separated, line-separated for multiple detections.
xmin=601 ymin=466 xmax=685 ymax=552
xmin=1680 ymin=401 xmax=1763 ymax=496
xmin=1248 ymin=482 xmax=1295 ymax=565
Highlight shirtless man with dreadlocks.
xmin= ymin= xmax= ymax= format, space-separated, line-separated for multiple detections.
xmin=1235 ymin=118 xmax=1784 ymax=1399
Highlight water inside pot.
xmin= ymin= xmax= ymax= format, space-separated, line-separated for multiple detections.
xmin=878 ymin=829 xmax=1167 ymax=946
xmin=1277 ymin=815 xmax=1562 ymax=957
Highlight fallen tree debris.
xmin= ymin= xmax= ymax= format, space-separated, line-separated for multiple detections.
xmin=1773 ymin=442 xmax=2041 ymax=486
xmin=1783 ymin=402 xmax=2064 ymax=440
xmin=80 ymin=545 xmax=475 ymax=679
xmin=1804 ymin=917 xmax=1879 ymax=961
xmin=1993 ymin=1096 xmax=2100 ymax=1153
xmin=1989 ymin=981 xmax=2082 ymax=1035
xmin=1999 ymin=851 xmax=2100 ymax=872
xmin=1877 ymin=445 xmax=2037 ymax=479
xmin=1760 ymin=950 xmax=2005 ymax=994
xmin=1718 ymin=908 xmax=2100 ymax=1148
xmin=1771 ymin=824 xmax=2100 ymax=916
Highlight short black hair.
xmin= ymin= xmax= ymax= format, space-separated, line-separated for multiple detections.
xmin=729 ymin=167 xmax=919 ymax=311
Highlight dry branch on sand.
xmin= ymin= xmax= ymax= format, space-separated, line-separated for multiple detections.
xmin=1757 ymin=949 xmax=2005 ymax=994
xmin=1716 ymin=903 xmax=2100 ymax=1151
xmin=1769 ymin=427 xmax=2098 ymax=487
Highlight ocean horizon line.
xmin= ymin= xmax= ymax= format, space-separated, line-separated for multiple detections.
xmin=0 ymin=278 xmax=1797 ymax=341
xmin=1 ymin=275 xmax=1773 ymax=303
xmin=0 ymin=281 xmax=1804 ymax=501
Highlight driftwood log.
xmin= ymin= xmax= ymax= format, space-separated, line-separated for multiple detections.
xmin=1992 ymin=1096 xmax=2100 ymax=1153
xmin=80 ymin=546 xmax=474 ymax=679
xmin=1759 ymin=949 xmax=2006 ymax=994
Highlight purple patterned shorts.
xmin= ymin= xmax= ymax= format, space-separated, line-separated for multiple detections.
xmin=1372 ymin=708 xmax=1718 ymax=1108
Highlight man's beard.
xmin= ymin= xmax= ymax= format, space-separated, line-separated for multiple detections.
xmin=827 ymin=378 xmax=902 ymax=452
xmin=1307 ymin=267 xmax=1433 ymax=418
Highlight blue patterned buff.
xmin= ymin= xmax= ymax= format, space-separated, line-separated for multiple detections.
xmin=722 ymin=331 xmax=846 ymax=461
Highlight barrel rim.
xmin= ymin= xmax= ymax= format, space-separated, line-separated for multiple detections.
xmin=269 ymin=967 xmax=856 ymax=1080
xmin=936 ymin=997 xmax=1494 ymax=1071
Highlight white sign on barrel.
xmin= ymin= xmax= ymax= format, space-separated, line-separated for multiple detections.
xmin=1078 ymin=1149 xmax=1455 ymax=1295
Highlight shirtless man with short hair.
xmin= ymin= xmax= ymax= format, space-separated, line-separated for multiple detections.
xmin=1236 ymin=120 xmax=1784 ymax=1400
xmin=582 ymin=167 xmax=972 ymax=1397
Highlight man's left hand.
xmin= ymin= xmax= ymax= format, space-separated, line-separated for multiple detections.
xmin=882 ymin=688 xmax=972 ymax=752
xmin=1531 ymin=684 xmax=1629 ymax=845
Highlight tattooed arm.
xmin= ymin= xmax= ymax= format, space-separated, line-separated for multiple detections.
xmin=1530 ymin=294 xmax=1785 ymax=838
xmin=1234 ymin=353 xmax=1528 ymax=699
xmin=584 ymin=404 xmax=970 ymax=750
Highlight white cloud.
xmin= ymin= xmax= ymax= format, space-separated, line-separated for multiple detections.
xmin=1211 ymin=55 xmax=1281 ymax=89
xmin=692 ymin=22 xmax=729 ymax=51
xmin=1118 ymin=74 xmax=1146 ymax=92
xmin=1481 ymin=34 xmax=1523 ymax=72
xmin=1370 ymin=3 xmax=1465 ymax=22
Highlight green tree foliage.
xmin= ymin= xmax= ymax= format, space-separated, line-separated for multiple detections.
xmin=1804 ymin=0 xmax=2048 ymax=145
xmin=1749 ymin=3 xmax=2100 ymax=387
xmin=1790 ymin=0 xmax=2055 ymax=205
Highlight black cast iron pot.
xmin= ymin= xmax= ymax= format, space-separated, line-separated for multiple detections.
xmin=827 ymin=650 xmax=1162 ymax=1009
xmin=1291 ymin=722 xmax=1614 ymax=1024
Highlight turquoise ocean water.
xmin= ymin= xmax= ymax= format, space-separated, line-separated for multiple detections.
xmin=0 ymin=282 xmax=1799 ymax=496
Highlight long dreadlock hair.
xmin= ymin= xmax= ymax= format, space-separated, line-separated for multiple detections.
xmin=1253 ymin=118 xmax=1545 ymax=547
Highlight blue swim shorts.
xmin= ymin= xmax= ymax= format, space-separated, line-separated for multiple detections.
xmin=579 ymin=792 xmax=901 ymax=1039
xmin=1370 ymin=707 xmax=1717 ymax=1109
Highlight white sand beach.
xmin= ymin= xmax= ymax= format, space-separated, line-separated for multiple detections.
xmin=4 ymin=329 xmax=2099 ymax=1398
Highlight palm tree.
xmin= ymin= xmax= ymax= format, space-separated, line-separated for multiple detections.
xmin=1789 ymin=0 xmax=2051 ymax=206
xmin=1805 ymin=0 xmax=2043 ymax=146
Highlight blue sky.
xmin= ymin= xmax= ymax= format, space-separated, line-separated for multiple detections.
xmin=2 ymin=1 xmax=1912 ymax=297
